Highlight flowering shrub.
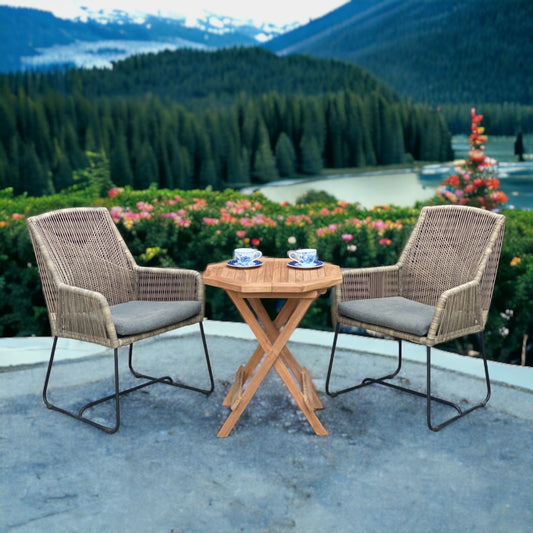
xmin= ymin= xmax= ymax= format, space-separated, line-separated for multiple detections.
xmin=437 ymin=108 xmax=508 ymax=210
xmin=0 ymin=178 xmax=531 ymax=365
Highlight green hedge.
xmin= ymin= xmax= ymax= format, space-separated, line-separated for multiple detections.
xmin=1 ymin=185 xmax=531 ymax=366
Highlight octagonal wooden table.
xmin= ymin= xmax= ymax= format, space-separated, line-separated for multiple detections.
xmin=202 ymin=257 xmax=342 ymax=437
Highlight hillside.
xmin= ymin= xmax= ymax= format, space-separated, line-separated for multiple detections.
xmin=0 ymin=48 xmax=452 ymax=196
xmin=8 ymin=47 xmax=400 ymax=107
xmin=0 ymin=6 xmax=260 ymax=73
xmin=266 ymin=0 xmax=533 ymax=106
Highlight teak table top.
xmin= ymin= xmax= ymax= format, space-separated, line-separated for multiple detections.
xmin=202 ymin=257 xmax=342 ymax=298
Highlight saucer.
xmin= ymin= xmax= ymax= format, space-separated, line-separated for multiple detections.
xmin=227 ymin=259 xmax=263 ymax=268
xmin=287 ymin=260 xmax=324 ymax=269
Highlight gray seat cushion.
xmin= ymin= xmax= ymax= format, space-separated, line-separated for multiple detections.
xmin=110 ymin=300 xmax=201 ymax=336
xmin=338 ymin=296 xmax=435 ymax=337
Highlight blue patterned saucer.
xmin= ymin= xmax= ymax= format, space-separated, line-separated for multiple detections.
xmin=287 ymin=260 xmax=324 ymax=269
xmin=227 ymin=259 xmax=263 ymax=268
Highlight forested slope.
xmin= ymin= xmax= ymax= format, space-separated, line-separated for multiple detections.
xmin=0 ymin=48 xmax=452 ymax=196
xmin=267 ymin=0 xmax=533 ymax=107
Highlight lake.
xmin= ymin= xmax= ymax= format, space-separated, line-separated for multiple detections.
xmin=249 ymin=136 xmax=533 ymax=210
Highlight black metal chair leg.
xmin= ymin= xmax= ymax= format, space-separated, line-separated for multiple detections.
xmin=326 ymin=325 xmax=402 ymax=397
xmin=43 ymin=325 xmax=215 ymax=433
xmin=43 ymin=337 xmax=121 ymax=433
xmin=426 ymin=332 xmax=491 ymax=431
xmin=327 ymin=328 xmax=491 ymax=431
xmin=127 ymin=322 xmax=214 ymax=395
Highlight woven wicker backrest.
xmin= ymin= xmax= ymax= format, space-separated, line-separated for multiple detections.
xmin=398 ymin=205 xmax=505 ymax=313
xmin=27 ymin=207 xmax=137 ymax=316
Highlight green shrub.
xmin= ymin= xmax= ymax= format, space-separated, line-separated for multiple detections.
xmin=1 ymin=184 xmax=531 ymax=366
xmin=295 ymin=189 xmax=339 ymax=205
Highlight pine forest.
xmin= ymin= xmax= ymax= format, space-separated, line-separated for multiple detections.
xmin=0 ymin=48 xmax=455 ymax=196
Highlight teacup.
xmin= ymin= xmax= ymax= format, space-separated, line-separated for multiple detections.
xmin=234 ymin=247 xmax=262 ymax=266
xmin=287 ymin=248 xmax=317 ymax=266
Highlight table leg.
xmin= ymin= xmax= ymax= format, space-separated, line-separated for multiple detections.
xmin=222 ymin=298 xmax=299 ymax=407
xmin=248 ymin=298 xmax=326 ymax=431
xmin=218 ymin=292 xmax=328 ymax=437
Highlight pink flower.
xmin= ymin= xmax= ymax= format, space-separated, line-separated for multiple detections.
xmin=372 ymin=220 xmax=387 ymax=230
xmin=251 ymin=238 xmax=260 ymax=246
xmin=11 ymin=213 xmax=25 ymax=220
xmin=107 ymin=187 xmax=122 ymax=198
xmin=319 ymin=208 xmax=330 ymax=215
xmin=109 ymin=206 xmax=123 ymax=222
xmin=236 ymin=230 xmax=246 ymax=238
xmin=203 ymin=217 xmax=219 ymax=225
xmin=379 ymin=238 xmax=392 ymax=245
xmin=341 ymin=233 xmax=354 ymax=241
xmin=136 ymin=201 xmax=153 ymax=212
xmin=177 ymin=209 xmax=187 ymax=216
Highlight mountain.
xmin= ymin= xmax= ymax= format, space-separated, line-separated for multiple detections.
xmin=265 ymin=0 xmax=533 ymax=106
xmin=0 ymin=6 xmax=293 ymax=73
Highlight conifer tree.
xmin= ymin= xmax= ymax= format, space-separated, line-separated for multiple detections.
xmin=275 ymin=132 xmax=296 ymax=177
xmin=251 ymin=121 xmax=277 ymax=183
xmin=110 ymin=133 xmax=134 ymax=187
xmin=299 ymin=133 xmax=323 ymax=175
xmin=0 ymin=143 xmax=8 ymax=189
xmin=133 ymin=141 xmax=158 ymax=190
xmin=51 ymin=141 xmax=73 ymax=192
xmin=19 ymin=142 xmax=50 ymax=196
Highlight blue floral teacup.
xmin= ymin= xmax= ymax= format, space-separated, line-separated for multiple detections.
xmin=288 ymin=248 xmax=317 ymax=266
xmin=234 ymin=248 xmax=262 ymax=266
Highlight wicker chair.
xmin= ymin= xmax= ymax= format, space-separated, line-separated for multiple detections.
xmin=27 ymin=207 xmax=214 ymax=433
xmin=326 ymin=205 xmax=505 ymax=431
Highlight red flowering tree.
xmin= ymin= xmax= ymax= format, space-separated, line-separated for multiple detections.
xmin=437 ymin=108 xmax=508 ymax=210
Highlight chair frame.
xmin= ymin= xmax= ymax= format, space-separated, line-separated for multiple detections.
xmin=27 ymin=207 xmax=214 ymax=433
xmin=326 ymin=205 xmax=505 ymax=431
xmin=327 ymin=330 xmax=490 ymax=432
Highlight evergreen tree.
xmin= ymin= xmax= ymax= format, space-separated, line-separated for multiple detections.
xmin=252 ymin=123 xmax=279 ymax=183
xmin=225 ymin=140 xmax=250 ymax=186
xmin=133 ymin=141 xmax=158 ymax=189
xmin=51 ymin=141 xmax=73 ymax=192
xmin=0 ymin=143 xmax=8 ymax=189
xmin=19 ymin=142 xmax=50 ymax=196
xmin=110 ymin=133 xmax=133 ymax=186
xmin=299 ymin=133 xmax=323 ymax=175
xmin=275 ymin=132 xmax=296 ymax=177
xmin=198 ymin=157 xmax=219 ymax=189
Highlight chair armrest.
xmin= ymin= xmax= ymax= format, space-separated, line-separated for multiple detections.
xmin=336 ymin=265 xmax=400 ymax=304
xmin=427 ymin=280 xmax=483 ymax=342
xmin=135 ymin=266 xmax=203 ymax=302
xmin=56 ymin=283 xmax=117 ymax=345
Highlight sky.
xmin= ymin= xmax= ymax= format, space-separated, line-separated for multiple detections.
xmin=2 ymin=0 xmax=350 ymax=26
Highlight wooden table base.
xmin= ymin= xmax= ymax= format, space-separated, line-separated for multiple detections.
xmin=217 ymin=291 xmax=328 ymax=438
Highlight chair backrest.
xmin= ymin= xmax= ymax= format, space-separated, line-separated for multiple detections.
xmin=27 ymin=207 xmax=137 ymax=319
xmin=397 ymin=205 xmax=505 ymax=317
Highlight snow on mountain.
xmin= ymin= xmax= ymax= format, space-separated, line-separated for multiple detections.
xmin=2 ymin=5 xmax=298 ymax=72
xmin=73 ymin=6 xmax=296 ymax=42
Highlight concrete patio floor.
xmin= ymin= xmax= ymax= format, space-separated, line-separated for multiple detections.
xmin=1 ymin=321 xmax=532 ymax=533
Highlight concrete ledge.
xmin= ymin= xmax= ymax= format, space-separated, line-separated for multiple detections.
xmin=1 ymin=319 xmax=532 ymax=392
